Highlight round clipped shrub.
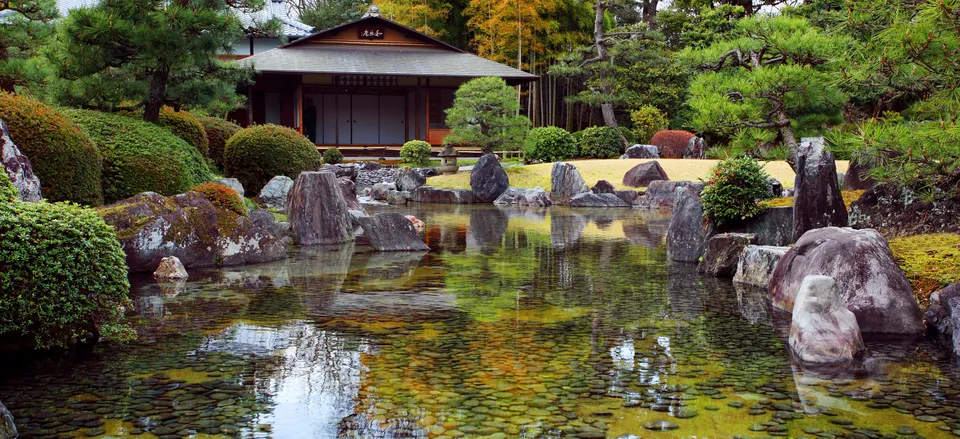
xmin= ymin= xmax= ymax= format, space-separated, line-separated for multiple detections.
xmin=192 ymin=182 xmax=246 ymax=216
xmin=630 ymin=105 xmax=669 ymax=144
xmin=701 ymin=157 xmax=773 ymax=226
xmin=523 ymin=127 xmax=576 ymax=163
xmin=0 ymin=92 xmax=104 ymax=205
xmin=323 ymin=147 xmax=344 ymax=165
xmin=650 ymin=130 xmax=697 ymax=158
xmin=223 ymin=124 xmax=321 ymax=193
xmin=65 ymin=109 xmax=215 ymax=204
xmin=577 ymin=126 xmax=622 ymax=159
xmin=157 ymin=107 xmax=209 ymax=157
xmin=400 ymin=140 xmax=432 ymax=167
xmin=0 ymin=200 xmax=131 ymax=348
xmin=198 ymin=116 xmax=241 ymax=169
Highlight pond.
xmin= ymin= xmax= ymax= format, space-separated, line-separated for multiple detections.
xmin=1 ymin=205 xmax=958 ymax=439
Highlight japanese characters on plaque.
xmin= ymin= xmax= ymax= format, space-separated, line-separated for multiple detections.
xmin=358 ymin=28 xmax=385 ymax=40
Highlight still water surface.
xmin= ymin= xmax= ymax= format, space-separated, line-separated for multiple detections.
xmin=1 ymin=205 xmax=959 ymax=439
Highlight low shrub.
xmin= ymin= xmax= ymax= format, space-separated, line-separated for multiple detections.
xmin=630 ymin=105 xmax=669 ymax=144
xmin=323 ymin=147 xmax=344 ymax=165
xmin=523 ymin=127 xmax=577 ymax=163
xmin=65 ymin=109 xmax=215 ymax=204
xmin=0 ymin=200 xmax=131 ymax=348
xmin=701 ymin=157 xmax=772 ymax=226
xmin=158 ymin=107 xmax=209 ymax=157
xmin=0 ymin=92 xmax=104 ymax=205
xmin=650 ymin=130 xmax=697 ymax=158
xmin=198 ymin=116 xmax=241 ymax=169
xmin=0 ymin=172 xmax=17 ymax=202
xmin=577 ymin=126 xmax=622 ymax=159
xmin=192 ymin=182 xmax=247 ymax=216
xmin=223 ymin=125 xmax=321 ymax=193
xmin=401 ymin=140 xmax=432 ymax=167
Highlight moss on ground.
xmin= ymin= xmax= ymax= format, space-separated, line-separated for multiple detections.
xmin=763 ymin=190 xmax=864 ymax=209
xmin=888 ymin=233 xmax=960 ymax=304
xmin=428 ymin=159 xmax=849 ymax=191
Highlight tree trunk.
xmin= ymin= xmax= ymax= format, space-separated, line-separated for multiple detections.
xmin=641 ymin=0 xmax=659 ymax=25
xmin=143 ymin=64 xmax=170 ymax=122
xmin=778 ymin=111 xmax=800 ymax=172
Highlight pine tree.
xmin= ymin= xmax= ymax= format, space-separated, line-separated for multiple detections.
xmin=0 ymin=0 xmax=56 ymax=92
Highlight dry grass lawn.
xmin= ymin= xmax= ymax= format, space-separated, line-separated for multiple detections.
xmin=428 ymin=158 xmax=850 ymax=191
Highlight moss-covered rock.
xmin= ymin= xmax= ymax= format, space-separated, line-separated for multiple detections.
xmin=223 ymin=125 xmax=320 ymax=194
xmin=0 ymin=92 xmax=104 ymax=205
xmin=65 ymin=109 xmax=215 ymax=204
xmin=198 ymin=116 xmax=241 ymax=169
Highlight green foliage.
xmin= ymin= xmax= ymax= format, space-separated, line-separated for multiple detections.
xmin=523 ymin=126 xmax=576 ymax=163
xmin=0 ymin=200 xmax=131 ymax=348
xmin=701 ymin=157 xmax=773 ymax=226
xmin=577 ymin=126 xmax=622 ymax=159
xmin=0 ymin=0 xmax=57 ymax=92
xmin=192 ymin=182 xmax=247 ymax=216
xmin=322 ymin=147 xmax=344 ymax=165
xmin=157 ymin=107 xmax=209 ymax=157
xmin=0 ymin=172 xmax=18 ymax=202
xmin=198 ymin=116 xmax=241 ymax=169
xmin=65 ymin=109 xmax=215 ymax=204
xmin=658 ymin=5 xmax=745 ymax=50
xmin=224 ymin=124 xmax=321 ymax=193
xmin=400 ymin=140 xmax=432 ymax=167
xmin=630 ymin=106 xmax=669 ymax=144
xmin=444 ymin=77 xmax=531 ymax=153
xmin=299 ymin=0 xmax=368 ymax=30
xmin=0 ymin=92 xmax=103 ymax=205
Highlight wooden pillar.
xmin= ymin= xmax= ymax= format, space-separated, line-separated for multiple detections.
xmin=335 ymin=86 xmax=340 ymax=147
xmin=415 ymin=78 xmax=421 ymax=140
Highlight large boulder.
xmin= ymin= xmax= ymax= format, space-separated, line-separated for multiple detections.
xmin=257 ymin=176 xmax=294 ymax=211
xmin=100 ymin=191 xmax=288 ymax=272
xmin=1 ymin=120 xmax=42 ymax=202
xmin=411 ymin=186 xmax=475 ymax=204
xmin=621 ymin=144 xmax=659 ymax=159
xmin=769 ymin=227 xmax=924 ymax=334
xmin=591 ymin=179 xmax=616 ymax=194
xmin=793 ymin=137 xmax=848 ymax=241
xmin=698 ymin=233 xmax=758 ymax=277
xmin=666 ymin=186 xmax=714 ymax=262
xmin=359 ymin=212 xmax=430 ymax=251
xmin=321 ymin=163 xmax=358 ymax=181
xmin=494 ymin=187 xmax=552 ymax=207
xmin=337 ymin=176 xmax=366 ymax=213
xmin=286 ymin=171 xmax=354 ymax=245
xmin=153 ymin=256 xmax=188 ymax=281
xmin=635 ymin=181 xmax=704 ymax=210
xmin=569 ymin=192 xmax=630 ymax=208
xmin=926 ymin=283 xmax=960 ymax=355
xmin=396 ymin=167 xmax=427 ymax=192
xmin=733 ymin=245 xmax=788 ymax=288
xmin=0 ymin=400 xmax=15 ymax=439
xmin=741 ymin=206 xmax=794 ymax=247
xmin=622 ymin=161 xmax=669 ymax=188
xmin=843 ymin=158 xmax=875 ymax=191
xmin=789 ymin=275 xmax=865 ymax=364
xmin=469 ymin=153 xmax=509 ymax=203
xmin=249 ymin=208 xmax=289 ymax=240
xmin=214 ymin=177 xmax=244 ymax=198
xmin=371 ymin=182 xmax=397 ymax=201
xmin=550 ymin=162 xmax=589 ymax=205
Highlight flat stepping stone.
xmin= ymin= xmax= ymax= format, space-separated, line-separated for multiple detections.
xmin=643 ymin=420 xmax=679 ymax=431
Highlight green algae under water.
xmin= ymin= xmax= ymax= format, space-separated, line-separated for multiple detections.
xmin=2 ymin=205 xmax=960 ymax=439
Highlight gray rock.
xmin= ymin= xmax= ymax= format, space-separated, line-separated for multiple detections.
xmin=843 ymin=157 xmax=875 ymax=190
xmin=742 ymin=206 xmax=794 ymax=246
xmin=337 ymin=176 xmax=366 ymax=214
xmin=687 ymin=136 xmax=706 ymax=158
xmin=396 ymin=167 xmax=426 ymax=192
xmin=321 ymin=163 xmax=358 ymax=181
xmin=214 ymin=177 xmax=244 ymax=198
xmin=769 ymin=227 xmax=923 ymax=334
xmin=569 ymin=192 xmax=630 ymax=208
xmin=622 ymin=161 xmax=669 ymax=188
xmin=635 ymin=181 xmax=704 ymax=210
xmin=358 ymin=162 xmax=381 ymax=171
xmin=257 ymin=176 xmax=294 ymax=211
xmin=926 ymin=283 xmax=960 ymax=356
xmin=0 ymin=400 xmax=15 ymax=439
xmin=621 ymin=144 xmax=660 ymax=159
xmin=591 ymin=179 xmax=616 ymax=194
xmin=734 ymin=245 xmax=789 ymax=288
xmin=666 ymin=186 xmax=714 ymax=262
xmin=698 ymin=233 xmax=758 ymax=277
xmin=789 ymin=275 xmax=865 ymax=363
xmin=371 ymin=182 xmax=397 ymax=201
xmin=385 ymin=190 xmax=411 ymax=205
xmin=348 ymin=209 xmax=367 ymax=229
xmin=411 ymin=186 xmax=475 ymax=204
xmin=493 ymin=187 xmax=552 ymax=207
xmin=614 ymin=190 xmax=641 ymax=205
xmin=469 ymin=153 xmax=510 ymax=203
xmin=359 ymin=212 xmax=430 ymax=251
xmin=249 ymin=209 xmax=289 ymax=239
xmin=286 ymin=171 xmax=354 ymax=245
xmin=153 ymin=256 xmax=188 ymax=281
xmin=550 ymin=162 xmax=589 ymax=205
xmin=1 ymin=120 xmax=42 ymax=202
xmin=793 ymin=137 xmax=848 ymax=241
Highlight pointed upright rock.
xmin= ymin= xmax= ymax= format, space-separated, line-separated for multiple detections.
xmin=470 ymin=153 xmax=509 ymax=203
xmin=793 ymin=137 xmax=848 ymax=241
xmin=286 ymin=171 xmax=354 ymax=245
xmin=550 ymin=162 xmax=589 ymax=205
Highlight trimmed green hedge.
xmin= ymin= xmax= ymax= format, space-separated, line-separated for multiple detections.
xmin=0 ymin=92 xmax=104 ymax=205
xmin=577 ymin=126 xmax=622 ymax=159
xmin=523 ymin=127 xmax=577 ymax=163
xmin=65 ymin=109 xmax=215 ymax=204
xmin=0 ymin=200 xmax=131 ymax=348
xmin=157 ymin=107 xmax=209 ymax=157
xmin=223 ymin=125 xmax=321 ymax=193
xmin=401 ymin=140 xmax=432 ymax=167
xmin=198 ymin=116 xmax=241 ymax=169
xmin=701 ymin=157 xmax=772 ymax=226
xmin=323 ymin=147 xmax=344 ymax=165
